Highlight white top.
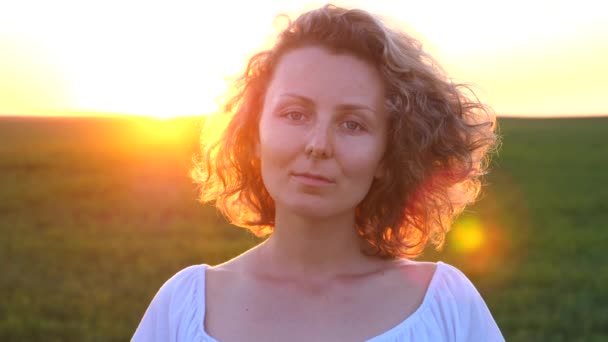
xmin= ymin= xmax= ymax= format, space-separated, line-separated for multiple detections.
xmin=132 ymin=262 xmax=504 ymax=341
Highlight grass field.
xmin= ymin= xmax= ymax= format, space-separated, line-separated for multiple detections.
xmin=0 ymin=116 xmax=606 ymax=341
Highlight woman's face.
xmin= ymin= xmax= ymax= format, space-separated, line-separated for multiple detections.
xmin=258 ymin=46 xmax=388 ymax=220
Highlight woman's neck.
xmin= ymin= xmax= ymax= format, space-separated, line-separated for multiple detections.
xmin=252 ymin=210 xmax=381 ymax=281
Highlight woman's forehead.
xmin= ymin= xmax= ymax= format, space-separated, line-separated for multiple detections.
xmin=265 ymin=46 xmax=385 ymax=107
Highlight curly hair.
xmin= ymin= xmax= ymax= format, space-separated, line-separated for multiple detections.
xmin=191 ymin=4 xmax=498 ymax=259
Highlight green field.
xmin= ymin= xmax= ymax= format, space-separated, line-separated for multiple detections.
xmin=1 ymin=116 xmax=606 ymax=341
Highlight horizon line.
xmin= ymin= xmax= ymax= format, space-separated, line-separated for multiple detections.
xmin=1 ymin=111 xmax=607 ymax=120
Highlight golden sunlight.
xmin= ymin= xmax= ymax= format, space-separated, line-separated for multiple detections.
xmin=136 ymin=118 xmax=189 ymax=144
xmin=0 ymin=1 xmax=276 ymax=118
xmin=1 ymin=0 xmax=607 ymax=118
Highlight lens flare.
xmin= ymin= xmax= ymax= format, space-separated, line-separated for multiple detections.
xmin=450 ymin=216 xmax=485 ymax=253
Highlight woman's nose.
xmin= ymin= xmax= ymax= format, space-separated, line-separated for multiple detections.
xmin=305 ymin=122 xmax=333 ymax=159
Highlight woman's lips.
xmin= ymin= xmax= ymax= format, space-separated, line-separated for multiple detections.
xmin=291 ymin=172 xmax=335 ymax=186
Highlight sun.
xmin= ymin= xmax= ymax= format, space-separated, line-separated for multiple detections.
xmin=0 ymin=1 xmax=264 ymax=119
xmin=60 ymin=37 xmax=229 ymax=119
xmin=3 ymin=1 xmax=607 ymax=118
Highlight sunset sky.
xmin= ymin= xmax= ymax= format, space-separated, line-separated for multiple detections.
xmin=1 ymin=0 xmax=606 ymax=118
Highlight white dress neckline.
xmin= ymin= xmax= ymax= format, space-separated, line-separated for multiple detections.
xmin=198 ymin=261 xmax=447 ymax=342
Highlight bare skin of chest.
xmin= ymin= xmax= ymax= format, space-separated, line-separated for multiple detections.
xmin=204 ymin=263 xmax=435 ymax=342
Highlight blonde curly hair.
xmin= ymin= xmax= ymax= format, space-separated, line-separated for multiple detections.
xmin=192 ymin=4 xmax=498 ymax=259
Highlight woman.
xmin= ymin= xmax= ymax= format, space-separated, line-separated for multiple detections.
xmin=134 ymin=4 xmax=503 ymax=341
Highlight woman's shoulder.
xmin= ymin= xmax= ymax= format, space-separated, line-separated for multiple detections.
xmin=369 ymin=260 xmax=504 ymax=341
xmin=394 ymin=260 xmax=485 ymax=298
xmin=142 ymin=263 xmax=209 ymax=315
xmin=387 ymin=260 xmax=481 ymax=316
xmin=155 ymin=264 xmax=208 ymax=299
xmin=132 ymin=264 xmax=210 ymax=342
xmin=426 ymin=261 xmax=490 ymax=307
xmin=429 ymin=261 xmax=475 ymax=290
xmin=411 ymin=261 xmax=505 ymax=341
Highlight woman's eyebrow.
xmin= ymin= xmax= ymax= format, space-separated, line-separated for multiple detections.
xmin=336 ymin=103 xmax=378 ymax=115
xmin=279 ymin=93 xmax=314 ymax=105
xmin=280 ymin=93 xmax=377 ymax=114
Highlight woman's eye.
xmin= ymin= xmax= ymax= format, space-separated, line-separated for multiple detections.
xmin=343 ymin=120 xmax=364 ymax=131
xmin=285 ymin=111 xmax=305 ymax=121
